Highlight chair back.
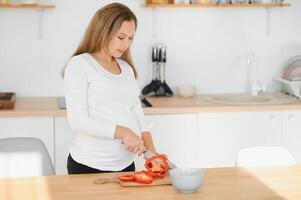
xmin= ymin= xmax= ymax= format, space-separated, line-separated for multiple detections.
xmin=0 ymin=137 xmax=55 ymax=177
xmin=236 ymin=146 xmax=296 ymax=167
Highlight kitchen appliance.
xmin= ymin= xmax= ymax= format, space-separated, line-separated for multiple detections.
xmin=142 ymin=44 xmax=173 ymax=97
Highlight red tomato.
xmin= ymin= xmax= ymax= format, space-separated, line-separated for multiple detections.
xmin=134 ymin=171 xmax=153 ymax=184
xmin=144 ymin=171 xmax=164 ymax=179
xmin=118 ymin=174 xmax=135 ymax=182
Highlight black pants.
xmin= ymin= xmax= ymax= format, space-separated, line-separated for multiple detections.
xmin=67 ymin=154 xmax=135 ymax=175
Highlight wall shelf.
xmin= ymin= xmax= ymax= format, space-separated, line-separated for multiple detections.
xmin=0 ymin=3 xmax=55 ymax=9
xmin=0 ymin=3 xmax=55 ymax=38
xmin=145 ymin=3 xmax=290 ymax=8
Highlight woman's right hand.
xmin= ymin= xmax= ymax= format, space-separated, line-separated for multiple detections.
xmin=114 ymin=125 xmax=146 ymax=155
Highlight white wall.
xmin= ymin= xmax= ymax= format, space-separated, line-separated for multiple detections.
xmin=0 ymin=0 xmax=300 ymax=96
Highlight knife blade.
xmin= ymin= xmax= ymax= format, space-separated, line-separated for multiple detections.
xmin=143 ymin=150 xmax=177 ymax=169
xmin=120 ymin=140 xmax=177 ymax=169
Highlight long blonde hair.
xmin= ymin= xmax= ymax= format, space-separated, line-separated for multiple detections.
xmin=62 ymin=3 xmax=138 ymax=78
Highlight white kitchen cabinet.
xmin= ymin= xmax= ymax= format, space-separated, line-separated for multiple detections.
xmin=135 ymin=114 xmax=199 ymax=169
xmin=54 ymin=117 xmax=74 ymax=175
xmin=283 ymin=111 xmax=301 ymax=164
xmin=0 ymin=117 xmax=55 ymax=164
xmin=198 ymin=112 xmax=282 ymax=168
xmin=55 ymin=115 xmax=199 ymax=174
xmin=53 ymin=110 xmax=301 ymax=174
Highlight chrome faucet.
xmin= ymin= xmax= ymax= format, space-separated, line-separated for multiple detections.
xmin=245 ymin=52 xmax=266 ymax=96
xmin=251 ymin=81 xmax=266 ymax=96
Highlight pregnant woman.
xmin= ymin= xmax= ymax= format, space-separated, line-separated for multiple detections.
xmin=63 ymin=3 xmax=159 ymax=174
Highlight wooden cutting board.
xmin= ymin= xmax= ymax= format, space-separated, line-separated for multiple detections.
xmin=93 ymin=172 xmax=171 ymax=187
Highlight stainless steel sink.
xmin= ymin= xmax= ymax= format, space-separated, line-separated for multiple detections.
xmin=205 ymin=93 xmax=298 ymax=105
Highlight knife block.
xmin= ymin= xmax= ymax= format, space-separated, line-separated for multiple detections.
xmin=0 ymin=92 xmax=15 ymax=110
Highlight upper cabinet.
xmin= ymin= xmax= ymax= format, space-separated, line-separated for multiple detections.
xmin=145 ymin=0 xmax=290 ymax=8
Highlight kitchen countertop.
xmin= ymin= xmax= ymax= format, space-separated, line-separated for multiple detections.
xmin=1 ymin=165 xmax=301 ymax=200
xmin=0 ymin=97 xmax=66 ymax=117
xmin=1 ymin=93 xmax=301 ymax=117
xmin=144 ymin=93 xmax=301 ymax=114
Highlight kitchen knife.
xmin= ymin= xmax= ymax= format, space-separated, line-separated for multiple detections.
xmin=143 ymin=150 xmax=177 ymax=169
xmin=120 ymin=140 xmax=177 ymax=169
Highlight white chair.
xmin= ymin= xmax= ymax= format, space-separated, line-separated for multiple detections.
xmin=0 ymin=137 xmax=55 ymax=178
xmin=236 ymin=146 xmax=296 ymax=167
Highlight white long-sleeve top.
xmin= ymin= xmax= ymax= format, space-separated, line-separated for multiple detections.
xmin=64 ymin=53 xmax=149 ymax=171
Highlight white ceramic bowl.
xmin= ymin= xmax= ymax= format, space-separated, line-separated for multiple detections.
xmin=169 ymin=167 xmax=205 ymax=193
xmin=176 ymin=85 xmax=197 ymax=98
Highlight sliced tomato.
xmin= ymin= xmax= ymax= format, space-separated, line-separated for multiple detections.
xmin=144 ymin=171 xmax=164 ymax=179
xmin=118 ymin=174 xmax=135 ymax=182
xmin=134 ymin=171 xmax=153 ymax=184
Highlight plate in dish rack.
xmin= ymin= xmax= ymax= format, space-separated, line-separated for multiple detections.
xmin=283 ymin=55 xmax=301 ymax=80
xmin=287 ymin=66 xmax=301 ymax=81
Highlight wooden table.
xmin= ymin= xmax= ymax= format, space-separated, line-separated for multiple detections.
xmin=1 ymin=166 xmax=301 ymax=200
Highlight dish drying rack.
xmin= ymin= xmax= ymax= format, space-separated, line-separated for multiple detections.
xmin=274 ymin=77 xmax=301 ymax=99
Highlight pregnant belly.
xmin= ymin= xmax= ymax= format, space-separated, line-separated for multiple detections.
xmin=73 ymin=134 xmax=134 ymax=163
